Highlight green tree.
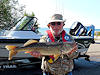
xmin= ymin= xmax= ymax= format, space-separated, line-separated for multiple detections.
xmin=0 ymin=0 xmax=25 ymax=30
xmin=24 ymin=12 xmax=35 ymax=17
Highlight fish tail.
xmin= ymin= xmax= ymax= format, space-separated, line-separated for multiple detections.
xmin=5 ymin=45 xmax=18 ymax=60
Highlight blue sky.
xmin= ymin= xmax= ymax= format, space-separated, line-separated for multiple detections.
xmin=18 ymin=0 xmax=100 ymax=29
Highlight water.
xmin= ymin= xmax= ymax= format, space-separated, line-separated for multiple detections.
xmin=38 ymin=28 xmax=49 ymax=35
xmin=39 ymin=28 xmax=100 ymax=35
xmin=38 ymin=28 xmax=70 ymax=35
xmin=95 ymin=29 xmax=100 ymax=31
xmin=1 ymin=28 xmax=100 ymax=36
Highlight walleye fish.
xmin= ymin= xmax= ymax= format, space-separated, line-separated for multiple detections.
xmin=5 ymin=40 xmax=77 ymax=60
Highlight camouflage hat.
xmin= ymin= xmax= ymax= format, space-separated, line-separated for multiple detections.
xmin=49 ymin=14 xmax=65 ymax=22
xmin=47 ymin=14 xmax=66 ymax=27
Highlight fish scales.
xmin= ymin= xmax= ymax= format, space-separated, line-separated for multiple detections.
xmin=24 ymin=42 xmax=63 ymax=47
xmin=17 ymin=43 xmax=63 ymax=51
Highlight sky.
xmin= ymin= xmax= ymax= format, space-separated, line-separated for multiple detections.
xmin=18 ymin=0 xmax=100 ymax=29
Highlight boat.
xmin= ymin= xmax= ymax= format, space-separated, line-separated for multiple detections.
xmin=0 ymin=16 xmax=42 ymax=43
xmin=69 ymin=21 xmax=95 ymax=61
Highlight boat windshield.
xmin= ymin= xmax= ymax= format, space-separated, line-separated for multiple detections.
xmin=11 ymin=16 xmax=37 ymax=31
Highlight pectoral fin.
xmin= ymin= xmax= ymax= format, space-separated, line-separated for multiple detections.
xmin=54 ymin=54 xmax=60 ymax=61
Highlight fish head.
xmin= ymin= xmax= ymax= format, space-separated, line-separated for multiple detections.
xmin=63 ymin=42 xmax=78 ymax=54
xmin=63 ymin=42 xmax=72 ymax=48
xmin=61 ymin=42 xmax=75 ymax=53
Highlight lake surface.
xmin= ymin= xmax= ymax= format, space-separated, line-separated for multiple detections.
xmin=38 ymin=28 xmax=100 ymax=35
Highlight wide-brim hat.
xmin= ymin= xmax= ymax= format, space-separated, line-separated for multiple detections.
xmin=47 ymin=14 xmax=66 ymax=27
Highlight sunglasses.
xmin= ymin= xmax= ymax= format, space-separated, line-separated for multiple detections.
xmin=50 ymin=22 xmax=62 ymax=26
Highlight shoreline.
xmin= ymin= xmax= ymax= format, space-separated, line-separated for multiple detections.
xmin=94 ymin=36 xmax=100 ymax=40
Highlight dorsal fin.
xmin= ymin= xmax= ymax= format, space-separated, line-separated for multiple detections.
xmin=24 ymin=40 xmax=38 ymax=46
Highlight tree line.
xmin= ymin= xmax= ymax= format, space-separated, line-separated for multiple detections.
xmin=0 ymin=0 xmax=25 ymax=30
